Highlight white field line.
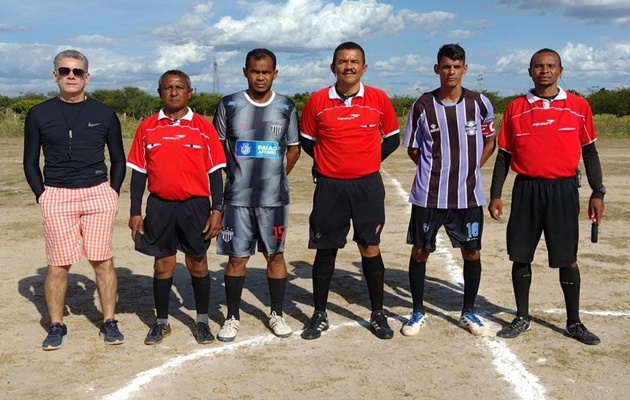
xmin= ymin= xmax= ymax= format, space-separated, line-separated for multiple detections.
xmin=102 ymin=322 xmax=357 ymax=400
xmin=382 ymin=169 xmax=547 ymax=400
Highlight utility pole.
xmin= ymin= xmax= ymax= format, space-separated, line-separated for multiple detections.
xmin=212 ymin=58 xmax=220 ymax=94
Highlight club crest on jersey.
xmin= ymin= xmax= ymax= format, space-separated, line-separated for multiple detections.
xmin=220 ymin=227 xmax=234 ymax=242
xmin=465 ymin=121 xmax=477 ymax=136
xmin=429 ymin=124 xmax=439 ymax=133
xmin=423 ymin=223 xmax=430 ymax=233
xmin=270 ymin=121 xmax=283 ymax=135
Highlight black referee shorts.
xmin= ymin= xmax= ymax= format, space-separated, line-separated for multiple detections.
xmin=135 ymin=194 xmax=211 ymax=259
xmin=507 ymin=175 xmax=579 ymax=268
xmin=308 ymin=172 xmax=385 ymax=249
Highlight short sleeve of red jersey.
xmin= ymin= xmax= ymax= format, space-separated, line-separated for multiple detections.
xmin=379 ymin=91 xmax=399 ymax=137
xmin=300 ymin=92 xmax=319 ymax=141
xmin=200 ymin=118 xmax=227 ymax=173
xmin=126 ymin=118 xmax=151 ymax=173
xmin=577 ymin=96 xmax=597 ymax=145
xmin=498 ymin=101 xmax=516 ymax=154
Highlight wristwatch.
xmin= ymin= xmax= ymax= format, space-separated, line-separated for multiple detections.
xmin=592 ymin=185 xmax=606 ymax=199
xmin=212 ymin=204 xmax=224 ymax=213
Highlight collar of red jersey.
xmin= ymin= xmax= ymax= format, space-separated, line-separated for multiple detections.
xmin=527 ymin=87 xmax=567 ymax=104
xmin=158 ymin=107 xmax=194 ymax=121
xmin=328 ymin=82 xmax=365 ymax=100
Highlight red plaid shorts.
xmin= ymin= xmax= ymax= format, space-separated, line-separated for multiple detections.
xmin=38 ymin=182 xmax=119 ymax=266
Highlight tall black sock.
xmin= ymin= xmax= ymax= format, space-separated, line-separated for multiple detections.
xmin=191 ymin=273 xmax=210 ymax=315
xmin=224 ymin=275 xmax=245 ymax=320
xmin=361 ymin=253 xmax=385 ymax=311
xmin=268 ymin=277 xmax=287 ymax=315
xmin=512 ymin=262 xmax=532 ymax=319
xmin=559 ymin=265 xmax=581 ymax=325
xmin=408 ymin=257 xmax=426 ymax=313
xmin=153 ymin=277 xmax=173 ymax=320
xmin=313 ymin=249 xmax=337 ymax=313
xmin=462 ymin=258 xmax=482 ymax=313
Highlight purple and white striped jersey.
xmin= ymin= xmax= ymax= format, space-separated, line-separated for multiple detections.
xmin=403 ymin=88 xmax=495 ymax=209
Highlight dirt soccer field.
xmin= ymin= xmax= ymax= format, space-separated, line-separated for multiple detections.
xmin=0 ymin=137 xmax=629 ymax=400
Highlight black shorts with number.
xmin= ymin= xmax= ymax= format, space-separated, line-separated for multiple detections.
xmin=309 ymin=172 xmax=385 ymax=249
xmin=135 ymin=194 xmax=211 ymax=259
xmin=507 ymin=175 xmax=579 ymax=268
xmin=407 ymin=205 xmax=483 ymax=252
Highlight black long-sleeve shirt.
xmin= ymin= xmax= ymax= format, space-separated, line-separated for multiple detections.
xmin=23 ymin=97 xmax=126 ymax=201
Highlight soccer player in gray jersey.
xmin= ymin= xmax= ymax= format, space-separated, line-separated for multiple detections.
xmin=213 ymin=48 xmax=300 ymax=341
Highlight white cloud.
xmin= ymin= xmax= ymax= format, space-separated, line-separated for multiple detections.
xmin=499 ymin=0 xmax=630 ymax=26
xmin=154 ymin=0 xmax=455 ymax=51
xmin=72 ymin=35 xmax=124 ymax=46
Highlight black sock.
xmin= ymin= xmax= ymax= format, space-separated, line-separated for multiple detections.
xmin=313 ymin=249 xmax=337 ymax=312
xmin=408 ymin=257 xmax=426 ymax=313
xmin=224 ymin=275 xmax=245 ymax=320
xmin=191 ymin=273 xmax=210 ymax=316
xmin=362 ymin=253 xmax=385 ymax=311
xmin=153 ymin=277 xmax=173 ymax=320
xmin=462 ymin=258 xmax=482 ymax=313
xmin=560 ymin=265 xmax=581 ymax=325
xmin=268 ymin=277 xmax=287 ymax=315
xmin=512 ymin=262 xmax=532 ymax=319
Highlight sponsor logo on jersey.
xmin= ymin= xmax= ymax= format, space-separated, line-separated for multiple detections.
xmin=277 ymin=103 xmax=291 ymax=111
xmin=227 ymin=100 xmax=243 ymax=107
xmin=337 ymin=113 xmax=361 ymax=121
xmin=162 ymin=134 xmax=187 ymax=140
xmin=532 ymin=119 xmax=555 ymax=127
xmin=220 ymin=227 xmax=234 ymax=242
xmin=429 ymin=124 xmax=439 ymax=133
xmin=465 ymin=121 xmax=477 ymax=136
xmin=236 ymin=140 xmax=279 ymax=158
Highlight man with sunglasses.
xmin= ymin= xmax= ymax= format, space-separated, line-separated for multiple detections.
xmin=24 ymin=49 xmax=126 ymax=350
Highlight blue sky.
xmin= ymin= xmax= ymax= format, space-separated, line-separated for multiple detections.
xmin=1 ymin=0 xmax=629 ymax=98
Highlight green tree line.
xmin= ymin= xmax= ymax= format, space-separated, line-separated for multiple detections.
xmin=2 ymin=87 xmax=630 ymax=118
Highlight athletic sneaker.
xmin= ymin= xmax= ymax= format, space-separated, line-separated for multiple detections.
xmin=301 ymin=312 xmax=329 ymax=340
xmin=269 ymin=311 xmax=293 ymax=338
xmin=565 ymin=322 xmax=601 ymax=345
xmin=218 ymin=316 xmax=240 ymax=342
xmin=193 ymin=322 xmax=215 ymax=344
xmin=459 ymin=311 xmax=490 ymax=337
xmin=497 ymin=316 xmax=531 ymax=339
xmin=99 ymin=319 xmax=125 ymax=345
xmin=401 ymin=311 xmax=426 ymax=336
xmin=144 ymin=322 xmax=172 ymax=345
xmin=370 ymin=310 xmax=394 ymax=340
xmin=42 ymin=323 xmax=67 ymax=351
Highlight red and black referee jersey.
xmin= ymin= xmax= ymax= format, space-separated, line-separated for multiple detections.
xmin=499 ymin=88 xmax=597 ymax=179
xmin=127 ymin=108 xmax=227 ymax=201
xmin=300 ymin=83 xmax=399 ymax=179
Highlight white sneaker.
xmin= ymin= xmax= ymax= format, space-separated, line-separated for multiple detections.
xmin=218 ymin=316 xmax=240 ymax=342
xmin=459 ymin=311 xmax=490 ymax=337
xmin=401 ymin=311 xmax=426 ymax=336
xmin=269 ymin=311 xmax=293 ymax=338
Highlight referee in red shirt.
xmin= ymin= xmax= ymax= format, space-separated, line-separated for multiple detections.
xmin=299 ymin=42 xmax=400 ymax=340
xmin=489 ymin=48 xmax=605 ymax=345
xmin=127 ymin=70 xmax=227 ymax=345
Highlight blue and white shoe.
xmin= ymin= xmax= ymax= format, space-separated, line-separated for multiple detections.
xmin=401 ymin=311 xmax=426 ymax=336
xmin=459 ymin=311 xmax=489 ymax=337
